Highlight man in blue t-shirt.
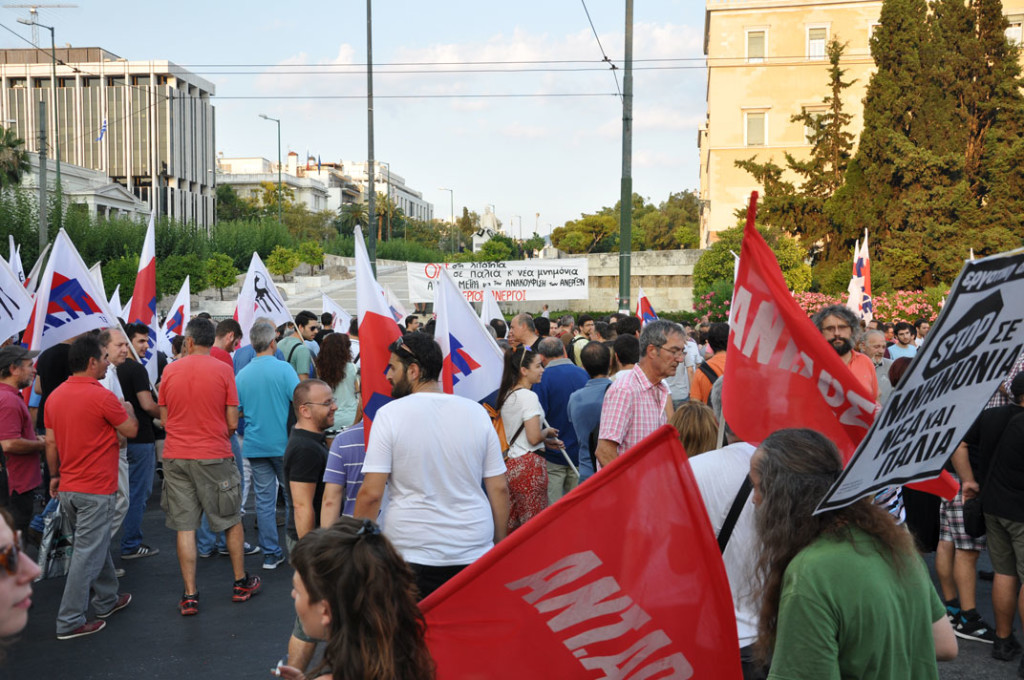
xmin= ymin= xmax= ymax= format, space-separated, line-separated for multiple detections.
xmin=235 ymin=321 xmax=299 ymax=570
xmin=567 ymin=341 xmax=613 ymax=484
xmin=533 ymin=337 xmax=588 ymax=504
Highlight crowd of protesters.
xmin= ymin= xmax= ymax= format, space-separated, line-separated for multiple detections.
xmin=4 ymin=296 xmax=1024 ymax=680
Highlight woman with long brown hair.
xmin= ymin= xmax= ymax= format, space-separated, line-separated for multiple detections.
xmin=315 ymin=333 xmax=360 ymax=433
xmin=277 ymin=517 xmax=434 ymax=680
xmin=749 ymin=428 xmax=956 ymax=679
xmin=496 ymin=345 xmax=560 ymax=533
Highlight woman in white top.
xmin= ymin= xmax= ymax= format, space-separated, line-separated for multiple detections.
xmin=496 ymin=345 xmax=559 ymax=533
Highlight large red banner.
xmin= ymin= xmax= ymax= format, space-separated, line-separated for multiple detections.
xmin=421 ymin=425 xmax=741 ymax=680
xmin=724 ymin=193 xmax=956 ymax=498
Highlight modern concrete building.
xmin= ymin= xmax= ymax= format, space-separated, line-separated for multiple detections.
xmin=699 ymin=0 xmax=1024 ymax=246
xmin=0 ymin=47 xmax=216 ymax=227
xmin=340 ymin=160 xmax=434 ymax=223
xmin=217 ymin=154 xmax=330 ymax=212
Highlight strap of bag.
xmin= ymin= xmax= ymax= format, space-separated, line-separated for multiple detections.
xmin=718 ymin=475 xmax=753 ymax=554
xmin=503 ymin=423 xmax=526 ymax=459
xmin=697 ymin=361 xmax=720 ymax=386
xmin=588 ymin=382 xmax=616 ymax=472
xmin=286 ymin=340 xmax=302 ymax=363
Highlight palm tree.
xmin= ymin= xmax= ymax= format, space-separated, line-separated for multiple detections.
xmin=338 ymin=202 xmax=369 ymax=234
xmin=0 ymin=127 xmax=29 ymax=190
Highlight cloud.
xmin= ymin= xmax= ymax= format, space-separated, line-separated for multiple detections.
xmin=498 ymin=123 xmax=549 ymax=139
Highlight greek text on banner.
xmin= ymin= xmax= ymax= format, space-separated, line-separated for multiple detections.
xmin=817 ymin=249 xmax=1024 ymax=513
xmin=406 ymin=259 xmax=589 ymax=303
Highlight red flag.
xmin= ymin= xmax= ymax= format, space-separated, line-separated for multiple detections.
xmin=724 ymin=193 xmax=956 ymax=499
xmin=421 ymin=425 xmax=741 ymax=680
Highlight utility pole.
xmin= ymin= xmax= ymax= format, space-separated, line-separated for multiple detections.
xmin=37 ymin=100 xmax=47 ymax=248
xmin=617 ymin=0 xmax=634 ymax=315
xmin=365 ymin=0 xmax=377 ymax=275
xmin=258 ymin=114 xmax=282 ymax=226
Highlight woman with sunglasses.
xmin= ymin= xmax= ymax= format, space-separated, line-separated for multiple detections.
xmin=496 ymin=346 xmax=561 ymax=533
xmin=276 ymin=517 xmax=434 ymax=680
xmin=0 ymin=507 xmax=40 ymax=643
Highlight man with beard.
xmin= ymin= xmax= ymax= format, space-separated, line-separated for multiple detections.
xmin=812 ymin=305 xmax=878 ymax=402
xmin=281 ymin=378 xmax=337 ymax=674
xmin=354 ymin=332 xmax=509 ymax=599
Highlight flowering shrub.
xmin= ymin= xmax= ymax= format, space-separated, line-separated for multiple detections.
xmin=792 ymin=291 xmax=843 ymax=316
xmin=693 ymin=280 xmax=733 ymax=322
xmin=871 ymin=290 xmax=936 ymax=323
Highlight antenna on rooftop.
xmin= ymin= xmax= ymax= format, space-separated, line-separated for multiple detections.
xmin=3 ymin=4 xmax=76 ymax=46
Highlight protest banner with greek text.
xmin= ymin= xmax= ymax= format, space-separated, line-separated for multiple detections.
xmin=407 ymin=259 xmax=589 ymax=303
xmin=818 ymin=249 xmax=1024 ymax=512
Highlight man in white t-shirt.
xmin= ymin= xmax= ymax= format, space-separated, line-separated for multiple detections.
xmin=664 ymin=328 xmax=699 ymax=408
xmin=97 ymin=328 xmax=131 ymax=548
xmin=354 ymin=332 xmax=510 ymax=599
xmin=690 ymin=382 xmax=763 ymax=678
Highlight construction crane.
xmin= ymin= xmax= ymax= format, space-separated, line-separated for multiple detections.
xmin=2 ymin=4 xmax=76 ymax=46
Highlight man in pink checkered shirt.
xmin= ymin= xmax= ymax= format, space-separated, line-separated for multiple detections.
xmin=595 ymin=320 xmax=686 ymax=467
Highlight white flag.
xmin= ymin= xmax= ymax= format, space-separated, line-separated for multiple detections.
xmin=24 ymin=242 xmax=50 ymax=295
xmin=435 ymin=266 xmax=504 ymax=404
xmin=108 ymin=285 xmax=122 ymax=319
xmin=159 ymin=276 xmax=190 ymax=357
xmin=479 ymin=287 xmax=503 ymax=330
xmin=236 ymin=252 xmax=292 ymax=346
xmin=8 ymin=236 xmax=24 ymax=285
xmin=0 ymin=256 xmax=32 ymax=343
xmin=22 ymin=229 xmax=119 ymax=354
xmin=383 ymin=284 xmax=408 ymax=324
xmin=321 ymin=293 xmax=352 ymax=336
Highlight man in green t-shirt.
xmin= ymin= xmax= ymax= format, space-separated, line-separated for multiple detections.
xmin=277 ymin=311 xmax=319 ymax=379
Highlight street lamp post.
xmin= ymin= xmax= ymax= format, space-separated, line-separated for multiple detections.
xmin=18 ymin=18 xmax=60 ymax=192
xmin=438 ymin=188 xmax=454 ymax=253
xmin=258 ymin=114 xmax=283 ymax=226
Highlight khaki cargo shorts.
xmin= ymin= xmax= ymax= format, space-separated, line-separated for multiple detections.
xmin=161 ymin=457 xmax=241 ymax=532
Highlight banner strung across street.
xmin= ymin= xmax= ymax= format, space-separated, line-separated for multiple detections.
xmin=818 ymin=249 xmax=1024 ymax=512
xmin=421 ymin=425 xmax=741 ymax=680
xmin=407 ymin=258 xmax=589 ymax=303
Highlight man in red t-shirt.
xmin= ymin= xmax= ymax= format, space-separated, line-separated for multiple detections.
xmin=210 ymin=318 xmax=242 ymax=367
xmin=0 ymin=345 xmax=44 ymax=532
xmin=158 ymin=317 xmax=260 ymax=616
xmin=46 ymin=334 xmax=138 ymax=640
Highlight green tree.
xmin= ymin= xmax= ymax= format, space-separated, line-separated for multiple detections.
xmin=477 ymin=238 xmax=512 ymax=262
xmin=215 ymin=185 xmax=256 ymax=222
xmin=550 ymin=213 xmax=617 ymax=253
xmin=205 ymin=252 xmax=239 ymax=301
xmin=266 ymin=245 xmax=300 ymax=281
xmin=693 ymin=222 xmax=811 ymax=297
xmin=296 ymin=240 xmax=325 ymax=275
xmin=337 ymin=202 xmax=369 ymax=233
xmin=157 ymin=254 xmax=206 ymax=299
xmin=523 ymin=232 xmax=546 ymax=254
xmin=0 ymin=126 xmax=29 ymax=190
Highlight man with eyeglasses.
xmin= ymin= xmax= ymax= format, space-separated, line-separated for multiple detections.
xmin=281 ymin=378 xmax=337 ymax=674
xmin=354 ymin=333 xmax=510 ymax=600
xmin=235 ymin=321 xmax=300 ymax=571
xmin=811 ymin=305 xmax=878 ymax=402
xmin=595 ymin=320 xmax=686 ymax=468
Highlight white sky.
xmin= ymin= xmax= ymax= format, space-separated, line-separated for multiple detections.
xmin=0 ymin=1 xmax=707 ymax=235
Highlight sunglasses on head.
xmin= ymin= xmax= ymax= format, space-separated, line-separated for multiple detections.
xmin=389 ymin=338 xmax=422 ymax=365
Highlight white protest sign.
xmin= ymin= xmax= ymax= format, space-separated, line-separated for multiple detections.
xmin=817 ymin=249 xmax=1024 ymax=512
xmin=406 ymin=258 xmax=588 ymax=303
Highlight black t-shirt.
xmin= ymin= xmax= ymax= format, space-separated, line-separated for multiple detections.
xmin=977 ymin=406 xmax=1024 ymax=522
xmin=35 ymin=343 xmax=71 ymax=431
xmin=283 ymin=428 xmax=328 ymax=540
xmin=116 ymin=358 xmax=156 ymax=443
xmin=313 ymin=328 xmax=334 ymax=346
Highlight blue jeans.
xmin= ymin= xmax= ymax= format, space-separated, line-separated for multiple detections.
xmin=249 ymin=456 xmax=286 ymax=558
xmin=196 ymin=434 xmax=245 ymax=555
xmin=120 ymin=442 xmax=155 ymax=553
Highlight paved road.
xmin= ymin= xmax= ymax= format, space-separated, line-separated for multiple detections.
xmin=5 ymin=493 xmax=298 ymax=680
xmin=3 ymin=490 xmax=1021 ymax=679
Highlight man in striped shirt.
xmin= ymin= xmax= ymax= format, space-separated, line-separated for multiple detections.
xmin=320 ymin=420 xmax=366 ymax=525
xmin=595 ymin=320 xmax=685 ymax=467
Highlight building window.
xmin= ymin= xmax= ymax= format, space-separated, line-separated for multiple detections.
xmin=807 ymin=27 xmax=828 ymax=60
xmin=745 ymin=111 xmax=766 ymax=146
xmin=1007 ymin=16 xmax=1023 ymax=45
xmin=803 ymin=107 xmax=827 ymax=144
xmin=746 ymin=29 xmax=766 ymax=63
